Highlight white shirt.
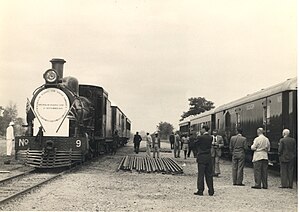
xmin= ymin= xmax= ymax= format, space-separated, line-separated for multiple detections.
xmin=251 ymin=134 xmax=270 ymax=162
xmin=6 ymin=126 xmax=15 ymax=140
xmin=146 ymin=135 xmax=152 ymax=145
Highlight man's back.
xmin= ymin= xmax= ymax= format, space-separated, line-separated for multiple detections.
xmin=230 ymin=135 xmax=247 ymax=155
xmin=195 ymin=134 xmax=212 ymax=163
xmin=134 ymin=134 xmax=141 ymax=143
xmin=174 ymin=134 xmax=180 ymax=146
xmin=169 ymin=134 xmax=175 ymax=143
xmin=279 ymin=136 xmax=296 ymax=162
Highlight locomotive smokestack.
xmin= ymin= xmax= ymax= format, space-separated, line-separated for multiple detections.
xmin=50 ymin=58 xmax=66 ymax=80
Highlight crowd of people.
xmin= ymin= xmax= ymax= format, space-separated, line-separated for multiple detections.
xmin=5 ymin=122 xmax=297 ymax=196
xmin=133 ymin=126 xmax=296 ymax=196
xmin=192 ymin=126 xmax=296 ymax=196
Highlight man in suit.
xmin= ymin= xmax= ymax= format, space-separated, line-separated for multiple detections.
xmin=211 ymin=129 xmax=224 ymax=177
xmin=133 ymin=132 xmax=142 ymax=154
xmin=194 ymin=126 xmax=214 ymax=196
xmin=174 ymin=132 xmax=181 ymax=158
xmin=152 ymin=132 xmax=161 ymax=158
xmin=278 ymin=129 xmax=296 ymax=189
xmin=169 ymin=132 xmax=175 ymax=149
xmin=230 ymin=128 xmax=248 ymax=186
xmin=187 ymin=132 xmax=197 ymax=158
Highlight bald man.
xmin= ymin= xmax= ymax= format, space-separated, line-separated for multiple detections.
xmin=251 ymin=128 xmax=270 ymax=189
xmin=278 ymin=129 xmax=296 ymax=189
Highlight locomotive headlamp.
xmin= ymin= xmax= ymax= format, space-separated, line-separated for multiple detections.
xmin=43 ymin=69 xmax=58 ymax=83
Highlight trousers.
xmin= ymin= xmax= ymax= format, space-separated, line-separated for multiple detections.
xmin=212 ymin=156 xmax=220 ymax=175
xmin=6 ymin=139 xmax=13 ymax=156
xmin=232 ymin=156 xmax=245 ymax=184
xmin=188 ymin=147 xmax=197 ymax=158
xmin=253 ymin=159 xmax=268 ymax=188
xmin=134 ymin=142 xmax=140 ymax=153
xmin=153 ymin=144 xmax=160 ymax=158
xmin=280 ymin=160 xmax=294 ymax=188
xmin=197 ymin=161 xmax=214 ymax=195
xmin=146 ymin=144 xmax=151 ymax=157
xmin=174 ymin=145 xmax=180 ymax=158
xmin=170 ymin=142 xmax=174 ymax=149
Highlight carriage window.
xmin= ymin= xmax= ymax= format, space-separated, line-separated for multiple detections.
xmin=263 ymin=105 xmax=271 ymax=125
xmin=289 ymin=92 xmax=293 ymax=114
xmin=236 ymin=113 xmax=241 ymax=127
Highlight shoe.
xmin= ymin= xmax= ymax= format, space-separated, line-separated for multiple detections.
xmin=251 ymin=186 xmax=261 ymax=189
xmin=236 ymin=184 xmax=245 ymax=186
xmin=194 ymin=191 xmax=203 ymax=196
xmin=233 ymin=184 xmax=237 ymax=186
xmin=209 ymin=193 xmax=214 ymax=196
xmin=262 ymin=187 xmax=268 ymax=189
xmin=278 ymin=186 xmax=288 ymax=189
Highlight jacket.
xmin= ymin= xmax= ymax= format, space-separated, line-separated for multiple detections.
xmin=251 ymin=134 xmax=270 ymax=162
xmin=211 ymin=135 xmax=224 ymax=157
xmin=133 ymin=134 xmax=142 ymax=144
xmin=278 ymin=136 xmax=296 ymax=162
xmin=152 ymin=136 xmax=161 ymax=148
xmin=169 ymin=134 xmax=175 ymax=143
xmin=6 ymin=126 xmax=14 ymax=140
xmin=174 ymin=134 xmax=180 ymax=147
xmin=230 ymin=134 xmax=247 ymax=159
xmin=195 ymin=133 xmax=213 ymax=164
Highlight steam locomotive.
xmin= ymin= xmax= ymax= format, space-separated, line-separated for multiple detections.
xmin=15 ymin=58 xmax=131 ymax=168
xmin=179 ymin=77 xmax=297 ymax=165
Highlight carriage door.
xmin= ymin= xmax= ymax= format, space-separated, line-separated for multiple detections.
xmin=224 ymin=111 xmax=231 ymax=141
xmin=262 ymin=99 xmax=269 ymax=134
xmin=264 ymin=94 xmax=283 ymax=163
xmin=265 ymin=95 xmax=282 ymax=142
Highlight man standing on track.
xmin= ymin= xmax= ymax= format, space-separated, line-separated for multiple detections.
xmin=251 ymin=128 xmax=270 ymax=189
xmin=278 ymin=129 xmax=296 ymax=189
xmin=133 ymin=132 xmax=142 ymax=154
xmin=194 ymin=126 xmax=214 ymax=196
xmin=230 ymin=128 xmax=248 ymax=186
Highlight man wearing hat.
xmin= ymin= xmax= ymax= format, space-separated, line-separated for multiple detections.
xmin=5 ymin=121 xmax=15 ymax=164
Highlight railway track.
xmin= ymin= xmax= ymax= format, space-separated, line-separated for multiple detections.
xmin=0 ymin=168 xmax=66 ymax=204
xmin=0 ymin=156 xmax=100 ymax=205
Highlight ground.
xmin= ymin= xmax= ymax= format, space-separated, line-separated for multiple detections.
xmin=0 ymin=139 xmax=297 ymax=211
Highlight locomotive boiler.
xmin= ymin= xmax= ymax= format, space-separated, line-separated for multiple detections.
xmin=15 ymin=58 xmax=131 ymax=168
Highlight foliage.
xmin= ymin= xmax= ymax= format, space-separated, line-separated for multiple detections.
xmin=157 ymin=122 xmax=174 ymax=139
xmin=0 ymin=102 xmax=25 ymax=136
xmin=180 ymin=97 xmax=215 ymax=121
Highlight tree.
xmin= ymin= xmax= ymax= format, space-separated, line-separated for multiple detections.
xmin=157 ymin=122 xmax=174 ymax=139
xmin=180 ymin=97 xmax=215 ymax=121
xmin=0 ymin=102 xmax=25 ymax=136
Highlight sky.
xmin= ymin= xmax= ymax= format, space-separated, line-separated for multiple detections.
xmin=0 ymin=0 xmax=296 ymax=133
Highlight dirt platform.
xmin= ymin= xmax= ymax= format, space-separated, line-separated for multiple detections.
xmin=0 ymin=140 xmax=297 ymax=211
